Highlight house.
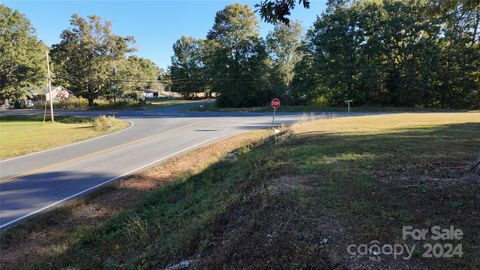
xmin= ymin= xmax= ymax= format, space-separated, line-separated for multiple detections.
xmin=142 ymin=89 xmax=160 ymax=99
xmin=28 ymin=86 xmax=72 ymax=102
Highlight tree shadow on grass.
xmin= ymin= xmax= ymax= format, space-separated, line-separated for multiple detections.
xmin=1 ymin=122 xmax=479 ymax=269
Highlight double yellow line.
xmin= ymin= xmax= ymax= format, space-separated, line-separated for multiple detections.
xmin=0 ymin=121 xmax=202 ymax=184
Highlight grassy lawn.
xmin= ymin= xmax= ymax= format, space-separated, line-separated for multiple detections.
xmin=186 ymin=102 xmax=477 ymax=113
xmin=0 ymin=115 xmax=129 ymax=159
xmin=1 ymin=113 xmax=479 ymax=269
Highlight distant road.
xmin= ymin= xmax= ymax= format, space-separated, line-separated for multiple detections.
xmin=0 ymin=102 xmax=372 ymax=229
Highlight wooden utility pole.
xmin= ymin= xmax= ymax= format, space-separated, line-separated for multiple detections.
xmin=45 ymin=49 xmax=54 ymax=122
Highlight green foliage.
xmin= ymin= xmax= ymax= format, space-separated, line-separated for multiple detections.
xmin=206 ymin=4 xmax=272 ymax=107
xmin=107 ymin=56 xmax=162 ymax=101
xmin=266 ymin=21 xmax=304 ymax=101
xmin=50 ymin=14 xmax=135 ymax=105
xmin=56 ymin=96 xmax=89 ymax=110
xmin=168 ymin=1 xmax=477 ymax=109
xmin=3 ymin=1 xmax=478 ymax=109
xmin=170 ymin=36 xmax=208 ymax=98
xmin=291 ymin=0 xmax=480 ymax=108
xmin=256 ymin=0 xmax=311 ymax=25
xmin=0 ymin=4 xmax=47 ymax=101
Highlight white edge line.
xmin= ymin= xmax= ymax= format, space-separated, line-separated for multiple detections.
xmin=0 ymin=120 xmax=135 ymax=163
xmin=0 ymin=131 xmax=240 ymax=230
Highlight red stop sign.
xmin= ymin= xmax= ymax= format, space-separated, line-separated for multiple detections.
xmin=271 ymin=98 xmax=281 ymax=109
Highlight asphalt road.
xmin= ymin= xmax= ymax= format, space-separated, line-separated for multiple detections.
xmin=0 ymin=102 xmax=370 ymax=229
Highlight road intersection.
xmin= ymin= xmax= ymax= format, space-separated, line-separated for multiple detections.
xmin=0 ymin=102 xmax=367 ymax=229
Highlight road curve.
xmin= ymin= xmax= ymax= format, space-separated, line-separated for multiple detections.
xmin=0 ymin=102 xmax=370 ymax=229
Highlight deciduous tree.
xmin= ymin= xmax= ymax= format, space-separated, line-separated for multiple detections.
xmin=51 ymin=14 xmax=135 ymax=105
xmin=207 ymin=3 xmax=271 ymax=107
xmin=0 ymin=4 xmax=46 ymax=102
xmin=169 ymin=36 xmax=208 ymax=98
xmin=266 ymin=21 xmax=304 ymax=100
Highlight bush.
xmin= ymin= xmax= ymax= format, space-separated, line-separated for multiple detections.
xmin=93 ymin=115 xmax=120 ymax=132
xmin=57 ymin=96 xmax=89 ymax=110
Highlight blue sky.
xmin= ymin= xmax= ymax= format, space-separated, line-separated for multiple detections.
xmin=3 ymin=0 xmax=327 ymax=69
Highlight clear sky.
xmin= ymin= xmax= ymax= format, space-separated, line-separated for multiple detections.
xmin=2 ymin=0 xmax=327 ymax=69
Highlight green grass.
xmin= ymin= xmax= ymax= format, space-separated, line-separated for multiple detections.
xmin=0 ymin=115 xmax=129 ymax=159
xmin=1 ymin=113 xmax=479 ymax=269
xmin=186 ymin=102 xmax=476 ymax=113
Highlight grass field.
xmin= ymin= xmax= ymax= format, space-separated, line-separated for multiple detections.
xmin=1 ymin=113 xmax=479 ymax=269
xmin=0 ymin=115 xmax=129 ymax=159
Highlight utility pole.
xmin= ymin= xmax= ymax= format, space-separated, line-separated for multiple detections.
xmin=45 ymin=49 xmax=54 ymax=122
xmin=112 ymin=63 xmax=117 ymax=109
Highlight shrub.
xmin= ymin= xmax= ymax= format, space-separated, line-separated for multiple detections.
xmin=57 ymin=96 xmax=89 ymax=110
xmin=93 ymin=115 xmax=120 ymax=132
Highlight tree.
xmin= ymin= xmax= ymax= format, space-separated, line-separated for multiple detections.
xmin=0 ymin=4 xmax=46 ymax=102
xmin=115 ymin=56 xmax=161 ymax=98
xmin=169 ymin=36 xmax=208 ymax=98
xmin=290 ymin=40 xmax=318 ymax=104
xmin=51 ymin=14 xmax=134 ymax=106
xmin=306 ymin=4 xmax=365 ymax=105
xmin=266 ymin=21 xmax=304 ymax=100
xmin=433 ymin=0 xmax=480 ymax=108
xmin=293 ymin=0 xmax=479 ymax=108
xmin=207 ymin=3 xmax=271 ymax=107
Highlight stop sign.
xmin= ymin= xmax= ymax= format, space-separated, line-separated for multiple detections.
xmin=271 ymin=98 xmax=281 ymax=109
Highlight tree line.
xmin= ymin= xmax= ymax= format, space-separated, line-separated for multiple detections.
xmin=0 ymin=5 xmax=163 ymax=106
xmin=1 ymin=1 xmax=479 ymax=109
xmin=170 ymin=0 xmax=479 ymax=108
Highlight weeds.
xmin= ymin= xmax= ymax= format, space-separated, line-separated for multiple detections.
xmin=93 ymin=115 xmax=122 ymax=132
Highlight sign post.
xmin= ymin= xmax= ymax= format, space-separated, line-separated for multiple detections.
xmin=271 ymin=98 xmax=280 ymax=128
xmin=344 ymin=99 xmax=353 ymax=113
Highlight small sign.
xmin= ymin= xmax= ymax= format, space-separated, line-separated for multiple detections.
xmin=344 ymin=99 xmax=353 ymax=113
xmin=271 ymin=98 xmax=281 ymax=109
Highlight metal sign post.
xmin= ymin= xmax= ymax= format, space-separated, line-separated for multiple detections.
xmin=271 ymin=98 xmax=281 ymax=128
xmin=272 ymin=107 xmax=276 ymax=128
xmin=344 ymin=99 xmax=353 ymax=113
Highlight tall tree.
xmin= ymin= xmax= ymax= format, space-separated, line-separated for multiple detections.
xmin=115 ymin=56 xmax=161 ymax=98
xmin=0 ymin=4 xmax=46 ymax=102
xmin=434 ymin=0 xmax=480 ymax=107
xmin=169 ymin=36 xmax=208 ymax=98
xmin=307 ymin=4 xmax=365 ymax=105
xmin=266 ymin=21 xmax=304 ymax=100
xmin=207 ymin=3 xmax=271 ymax=107
xmin=51 ymin=14 xmax=134 ymax=105
xmin=294 ymin=0 xmax=479 ymax=108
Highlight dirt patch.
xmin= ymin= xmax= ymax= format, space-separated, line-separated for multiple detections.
xmin=269 ymin=175 xmax=311 ymax=194
xmin=193 ymin=187 xmax=334 ymax=269
xmin=0 ymin=130 xmax=269 ymax=269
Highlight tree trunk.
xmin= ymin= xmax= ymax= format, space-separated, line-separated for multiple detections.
xmin=88 ymin=97 xmax=94 ymax=106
